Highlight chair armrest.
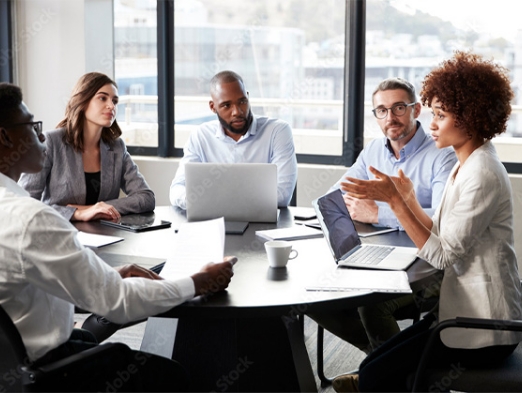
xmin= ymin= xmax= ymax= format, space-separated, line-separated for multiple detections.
xmin=25 ymin=343 xmax=132 ymax=389
xmin=454 ymin=316 xmax=522 ymax=332
xmin=412 ymin=317 xmax=522 ymax=392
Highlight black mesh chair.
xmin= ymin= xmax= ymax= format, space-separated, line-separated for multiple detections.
xmin=0 ymin=304 xmax=135 ymax=392
xmin=410 ymin=316 xmax=522 ymax=392
xmin=317 ymin=291 xmax=439 ymax=387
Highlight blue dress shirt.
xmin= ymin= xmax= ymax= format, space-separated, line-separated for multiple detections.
xmin=170 ymin=115 xmax=298 ymax=209
xmin=330 ymin=122 xmax=457 ymax=229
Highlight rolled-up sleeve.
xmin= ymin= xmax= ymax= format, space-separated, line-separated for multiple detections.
xmin=270 ymin=122 xmax=297 ymax=207
xmin=22 ymin=208 xmax=195 ymax=324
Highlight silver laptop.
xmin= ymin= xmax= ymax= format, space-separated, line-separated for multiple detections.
xmin=312 ymin=190 xmax=418 ymax=270
xmin=185 ymin=162 xmax=278 ymax=223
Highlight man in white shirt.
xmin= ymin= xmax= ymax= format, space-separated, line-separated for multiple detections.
xmin=0 ymin=82 xmax=235 ymax=391
xmin=170 ymin=70 xmax=298 ymax=209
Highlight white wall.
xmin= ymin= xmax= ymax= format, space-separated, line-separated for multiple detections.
xmin=14 ymin=0 xmax=113 ymax=130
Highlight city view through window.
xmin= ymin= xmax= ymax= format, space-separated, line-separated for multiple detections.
xmin=114 ymin=0 xmax=522 ymax=158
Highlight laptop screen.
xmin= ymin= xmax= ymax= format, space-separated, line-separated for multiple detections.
xmin=314 ymin=189 xmax=361 ymax=260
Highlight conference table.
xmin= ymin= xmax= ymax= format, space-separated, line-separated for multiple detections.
xmin=75 ymin=206 xmax=440 ymax=392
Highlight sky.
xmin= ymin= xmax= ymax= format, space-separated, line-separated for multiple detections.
xmin=392 ymin=0 xmax=522 ymax=42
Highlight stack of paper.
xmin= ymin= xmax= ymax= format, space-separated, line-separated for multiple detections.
xmin=255 ymin=225 xmax=323 ymax=241
xmin=306 ymin=269 xmax=412 ymax=293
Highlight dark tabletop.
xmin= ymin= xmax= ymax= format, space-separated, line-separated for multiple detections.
xmin=75 ymin=206 xmax=440 ymax=318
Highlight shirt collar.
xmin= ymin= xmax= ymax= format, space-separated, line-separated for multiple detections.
xmin=0 ymin=172 xmax=29 ymax=197
xmin=384 ymin=121 xmax=426 ymax=158
xmin=216 ymin=115 xmax=257 ymax=141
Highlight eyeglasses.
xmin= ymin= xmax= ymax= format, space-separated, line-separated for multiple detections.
xmin=372 ymin=103 xmax=415 ymax=119
xmin=2 ymin=121 xmax=43 ymax=137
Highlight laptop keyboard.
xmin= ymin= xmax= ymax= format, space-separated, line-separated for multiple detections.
xmin=344 ymin=245 xmax=394 ymax=265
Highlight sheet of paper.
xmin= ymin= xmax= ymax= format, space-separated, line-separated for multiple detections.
xmin=306 ymin=269 xmax=412 ymax=293
xmin=76 ymin=231 xmax=124 ymax=248
xmin=160 ymin=217 xmax=225 ymax=280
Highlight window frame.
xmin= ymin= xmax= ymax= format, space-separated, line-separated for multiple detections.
xmin=127 ymin=0 xmax=365 ymax=168
xmin=0 ymin=0 xmax=13 ymax=83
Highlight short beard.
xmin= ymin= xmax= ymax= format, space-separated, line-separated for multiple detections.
xmin=217 ymin=111 xmax=253 ymax=135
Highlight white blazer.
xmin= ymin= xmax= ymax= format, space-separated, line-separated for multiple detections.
xmin=419 ymin=141 xmax=522 ymax=348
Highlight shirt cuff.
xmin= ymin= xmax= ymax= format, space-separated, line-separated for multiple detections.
xmin=417 ymin=231 xmax=440 ymax=264
xmin=172 ymin=276 xmax=196 ymax=300
xmin=377 ymin=205 xmax=401 ymax=230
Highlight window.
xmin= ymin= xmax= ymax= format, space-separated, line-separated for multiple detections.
xmin=365 ymin=0 xmax=522 ymax=169
xmin=116 ymin=0 xmax=354 ymax=164
xmin=114 ymin=0 xmax=522 ymax=168
xmin=114 ymin=0 xmax=158 ymax=149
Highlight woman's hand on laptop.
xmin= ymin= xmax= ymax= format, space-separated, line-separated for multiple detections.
xmin=191 ymin=256 xmax=237 ymax=296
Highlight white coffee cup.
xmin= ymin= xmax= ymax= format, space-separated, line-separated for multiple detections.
xmin=264 ymin=240 xmax=298 ymax=268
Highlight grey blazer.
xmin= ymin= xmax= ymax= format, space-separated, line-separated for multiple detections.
xmin=18 ymin=128 xmax=155 ymax=220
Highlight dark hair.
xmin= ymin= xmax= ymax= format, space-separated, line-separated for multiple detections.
xmin=420 ymin=51 xmax=513 ymax=140
xmin=372 ymin=77 xmax=416 ymax=104
xmin=0 ymin=83 xmax=23 ymax=124
xmin=210 ymin=70 xmax=244 ymax=94
xmin=57 ymin=72 xmax=122 ymax=152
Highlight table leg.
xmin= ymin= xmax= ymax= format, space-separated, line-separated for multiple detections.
xmin=141 ymin=315 xmax=317 ymax=392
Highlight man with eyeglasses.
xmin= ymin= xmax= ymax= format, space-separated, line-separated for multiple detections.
xmin=330 ymin=77 xmax=456 ymax=229
xmin=0 ymin=83 xmax=236 ymax=391
xmin=308 ymin=78 xmax=457 ymax=362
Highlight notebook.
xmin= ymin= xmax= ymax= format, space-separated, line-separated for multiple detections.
xmin=312 ymin=189 xmax=418 ymax=270
xmin=185 ymin=162 xmax=278 ymax=223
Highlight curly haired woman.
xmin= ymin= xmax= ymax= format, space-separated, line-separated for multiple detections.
xmin=333 ymin=51 xmax=522 ymax=392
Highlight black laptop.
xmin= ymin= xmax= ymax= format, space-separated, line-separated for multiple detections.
xmin=312 ymin=190 xmax=418 ymax=270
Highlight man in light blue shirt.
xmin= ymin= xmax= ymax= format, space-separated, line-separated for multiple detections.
xmin=170 ymin=70 xmax=298 ymax=209
xmin=330 ymin=79 xmax=456 ymax=230
xmin=309 ymin=78 xmax=457 ymax=358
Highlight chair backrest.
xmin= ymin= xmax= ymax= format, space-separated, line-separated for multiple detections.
xmin=0 ymin=304 xmax=31 ymax=392
xmin=412 ymin=317 xmax=522 ymax=392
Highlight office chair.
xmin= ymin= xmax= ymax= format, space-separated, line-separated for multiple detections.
xmin=410 ymin=316 xmax=522 ymax=392
xmin=0 ymin=304 xmax=135 ymax=392
xmin=290 ymin=185 xmax=297 ymax=207
xmin=316 ymin=290 xmax=439 ymax=387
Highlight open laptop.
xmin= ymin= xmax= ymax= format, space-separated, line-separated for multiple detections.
xmin=312 ymin=189 xmax=418 ymax=270
xmin=185 ymin=162 xmax=278 ymax=223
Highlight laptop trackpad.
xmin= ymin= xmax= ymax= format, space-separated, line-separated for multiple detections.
xmin=379 ymin=251 xmax=417 ymax=269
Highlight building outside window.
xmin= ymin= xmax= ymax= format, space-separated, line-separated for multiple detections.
xmin=114 ymin=0 xmax=522 ymax=165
